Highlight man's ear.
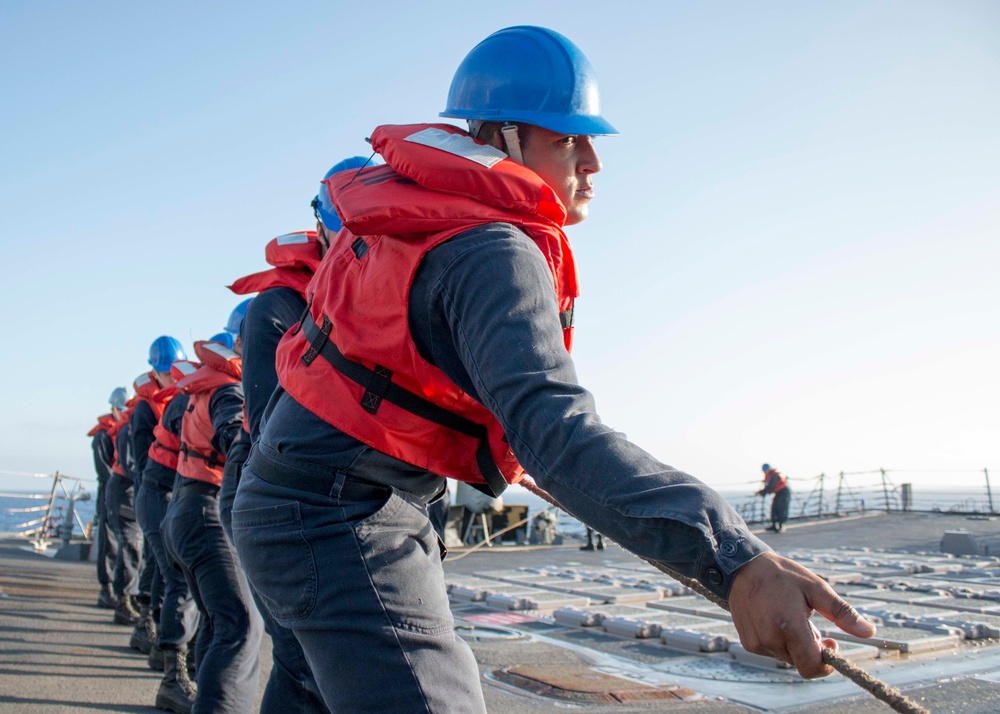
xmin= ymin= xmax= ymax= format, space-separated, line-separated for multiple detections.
xmin=316 ymin=223 xmax=330 ymax=255
xmin=475 ymin=123 xmax=504 ymax=151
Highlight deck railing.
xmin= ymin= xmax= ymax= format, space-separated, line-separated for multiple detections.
xmin=731 ymin=467 xmax=997 ymax=526
xmin=0 ymin=470 xmax=91 ymax=550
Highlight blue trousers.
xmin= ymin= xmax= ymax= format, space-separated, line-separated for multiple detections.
xmin=163 ymin=479 xmax=263 ymax=714
xmin=94 ymin=477 xmax=118 ymax=587
xmin=771 ymin=487 xmax=791 ymax=526
xmin=135 ymin=483 xmax=160 ymax=605
xmin=232 ymin=461 xmax=485 ymax=714
xmin=105 ymin=474 xmax=142 ymax=598
xmin=135 ymin=480 xmax=199 ymax=648
xmin=221 ymin=448 xmax=330 ymax=714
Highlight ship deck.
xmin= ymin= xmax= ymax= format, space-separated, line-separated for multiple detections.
xmin=2 ymin=511 xmax=1000 ymax=712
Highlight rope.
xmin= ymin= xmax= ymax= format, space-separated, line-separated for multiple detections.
xmin=519 ymin=477 xmax=929 ymax=714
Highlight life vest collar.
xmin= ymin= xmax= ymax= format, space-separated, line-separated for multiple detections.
xmin=152 ymin=383 xmax=180 ymax=402
xmin=266 ymin=231 xmax=321 ymax=269
xmin=327 ymin=124 xmax=567 ymax=228
xmin=193 ymin=341 xmax=242 ymax=380
xmin=170 ymin=360 xmax=200 ymax=383
xmin=88 ymin=413 xmax=115 ymax=437
xmin=133 ymin=371 xmax=160 ymax=400
xmin=229 ymin=231 xmax=322 ymax=299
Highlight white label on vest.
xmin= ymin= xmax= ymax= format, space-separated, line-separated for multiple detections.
xmin=175 ymin=361 xmax=198 ymax=376
xmin=203 ymin=342 xmax=238 ymax=360
xmin=135 ymin=373 xmax=153 ymax=388
xmin=405 ymin=128 xmax=507 ymax=168
xmin=276 ymin=232 xmax=309 ymax=245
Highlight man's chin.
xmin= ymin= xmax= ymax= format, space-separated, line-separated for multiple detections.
xmin=564 ymin=207 xmax=589 ymax=226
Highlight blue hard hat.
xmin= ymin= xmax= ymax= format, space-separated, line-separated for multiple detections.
xmin=312 ymin=155 xmax=382 ymax=232
xmin=225 ymin=298 xmax=253 ymax=335
xmin=209 ymin=332 xmax=236 ymax=350
xmin=148 ymin=336 xmax=187 ymax=373
xmin=109 ymin=387 xmax=129 ymax=411
xmin=441 ymin=26 xmax=618 ymax=136
xmin=762 ymin=464 xmax=771 ymax=473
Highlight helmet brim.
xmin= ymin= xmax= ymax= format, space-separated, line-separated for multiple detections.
xmin=441 ymin=110 xmax=618 ymax=137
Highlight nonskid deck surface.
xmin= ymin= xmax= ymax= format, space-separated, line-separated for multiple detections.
xmin=449 ymin=512 xmax=1000 ymax=713
xmin=1 ymin=512 xmax=1000 ymax=712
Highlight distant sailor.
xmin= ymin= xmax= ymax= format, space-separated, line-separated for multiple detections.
xmin=758 ymin=463 xmax=791 ymax=533
xmin=87 ymin=397 xmax=120 ymax=609
xmin=106 ymin=386 xmax=143 ymax=627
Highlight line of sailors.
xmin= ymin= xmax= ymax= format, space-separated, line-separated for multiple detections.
xmin=87 ymin=157 xmax=370 ymax=714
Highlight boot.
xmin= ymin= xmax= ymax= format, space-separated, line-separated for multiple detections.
xmin=96 ymin=583 xmax=116 ymax=610
xmin=129 ymin=606 xmax=156 ymax=654
xmin=113 ymin=595 xmax=140 ymax=626
xmin=155 ymin=647 xmax=196 ymax=714
xmin=148 ymin=642 xmax=165 ymax=671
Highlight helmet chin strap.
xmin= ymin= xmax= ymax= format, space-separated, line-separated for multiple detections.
xmin=467 ymin=120 xmax=524 ymax=164
xmin=500 ymin=123 xmax=524 ymax=164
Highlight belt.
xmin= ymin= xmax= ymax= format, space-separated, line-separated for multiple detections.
xmin=142 ymin=476 xmax=174 ymax=494
xmin=247 ymin=447 xmax=390 ymax=501
xmin=175 ymin=478 xmax=220 ymax=497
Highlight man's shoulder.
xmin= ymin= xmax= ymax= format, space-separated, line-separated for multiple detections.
xmin=250 ymin=285 xmax=305 ymax=313
xmin=429 ymin=221 xmax=540 ymax=262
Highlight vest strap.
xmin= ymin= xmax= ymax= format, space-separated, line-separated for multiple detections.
xmin=179 ymin=442 xmax=223 ymax=468
xmin=153 ymin=439 xmax=180 ymax=455
xmin=301 ymin=315 xmax=332 ymax=367
xmin=291 ymin=295 xmax=313 ymax=337
xmin=300 ymin=312 xmax=508 ymax=496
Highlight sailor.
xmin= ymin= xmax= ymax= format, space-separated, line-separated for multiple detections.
xmin=758 ymin=463 xmax=792 ymax=532
xmin=129 ymin=339 xmax=202 ymax=712
xmin=222 ymin=160 xmax=373 ymax=713
xmin=162 ymin=327 xmax=262 ymax=714
xmin=232 ymin=26 xmax=875 ymax=711
xmin=106 ymin=386 xmax=144 ymax=627
xmin=126 ymin=367 xmax=176 ymax=655
xmin=213 ymin=298 xmax=251 ymax=535
xmin=88 ymin=401 xmax=120 ymax=609
xmin=127 ymin=341 xmax=186 ymax=647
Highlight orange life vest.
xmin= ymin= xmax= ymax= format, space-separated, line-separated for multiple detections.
xmin=764 ymin=468 xmax=788 ymax=494
xmin=108 ymin=410 xmax=131 ymax=477
xmin=275 ymin=123 xmax=579 ymax=496
xmin=175 ymin=341 xmax=242 ymax=486
xmin=88 ymin=413 xmax=115 ymax=437
xmin=129 ymin=371 xmax=174 ymax=423
xmin=228 ymin=231 xmax=322 ymax=300
xmin=146 ymin=384 xmax=183 ymax=471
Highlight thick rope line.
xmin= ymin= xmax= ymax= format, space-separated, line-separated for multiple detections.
xmin=519 ymin=477 xmax=930 ymax=714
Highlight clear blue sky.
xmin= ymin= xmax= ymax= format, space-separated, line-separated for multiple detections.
xmin=1 ymin=1 xmax=997 ymax=497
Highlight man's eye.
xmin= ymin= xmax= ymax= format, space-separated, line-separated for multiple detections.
xmin=559 ymin=136 xmax=577 ymax=146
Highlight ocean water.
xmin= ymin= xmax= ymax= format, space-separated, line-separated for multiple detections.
xmin=0 ymin=493 xmax=96 ymax=537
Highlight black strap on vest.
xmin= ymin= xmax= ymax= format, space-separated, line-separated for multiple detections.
xmin=299 ymin=311 xmax=507 ymax=497
xmin=290 ymin=294 xmax=313 ymax=337
xmin=153 ymin=438 xmax=180 ymax=455
xmin=178 ymin=442 xmax=222 ymax=469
